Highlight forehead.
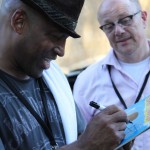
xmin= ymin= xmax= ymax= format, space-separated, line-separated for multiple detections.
xmin=98 ymin=0 xmax=137 ymax=23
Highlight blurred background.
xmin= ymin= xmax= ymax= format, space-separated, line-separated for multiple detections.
xmin=56 ymin=0 xmax=150 ymax=74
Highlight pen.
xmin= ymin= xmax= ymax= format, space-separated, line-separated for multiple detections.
xmin=89 ymin=101 xmax=106 ymax=110
xmin=89 ymin=101 xmax=133 ymax=124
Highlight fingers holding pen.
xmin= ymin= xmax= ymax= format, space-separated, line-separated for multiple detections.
xmin=98 ymin=105 xmax=128 ymax=123
xmin=82 ymin=111 xmax=126 ymax=149
xmin=89 ymin=101 xmax=128 ymax=123
xmin=93 ymin=108 xmax=127 ymax=132
xmin=82 ymin=102 xmax=128 ymax=150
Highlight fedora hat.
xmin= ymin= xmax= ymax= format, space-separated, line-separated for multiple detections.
xmin=21 ymin=0 xmax=85 ymax=38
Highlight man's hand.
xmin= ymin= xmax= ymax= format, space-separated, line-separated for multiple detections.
xmin=76 ymin=105 xmax=128 ymax=150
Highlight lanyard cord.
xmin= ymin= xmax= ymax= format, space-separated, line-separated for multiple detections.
xmin=107 ymin=65 xmax=150 ymax=109
xmin=37 ymin=78 xmax=56 ymax=140
xmin=0 ymin=73 xmax=58 ymax=150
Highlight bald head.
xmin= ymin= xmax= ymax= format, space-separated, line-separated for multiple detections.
xmin=0 ymin=0 xmax=21 ymax=10
xmin=0 ymin=0 xmax=28 ymax=24
xmin=0 ymin=0 xmax=42 ymax=27
xmin=97 ymin=0 xmax=141 ymax=23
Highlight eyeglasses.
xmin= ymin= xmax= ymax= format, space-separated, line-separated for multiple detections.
xmin=100 ymin=10 xmax=141 ymax=33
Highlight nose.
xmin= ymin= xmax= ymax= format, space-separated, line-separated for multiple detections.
xmin=54 ymin=46 xmax=65 ymax=57
xmin=114 ymin=24 xmax=125 ymax=36
xmin=53 ymin=39 xmax=66 ymax=57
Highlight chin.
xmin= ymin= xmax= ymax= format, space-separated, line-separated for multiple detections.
xmin=29 ymin=70 xmax=43 ymax=79
xmin=36 ymin=72 xmax=43 ymax=78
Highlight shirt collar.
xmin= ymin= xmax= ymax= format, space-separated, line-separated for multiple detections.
xmin=101 ymin=48 xmax=122 ymax=70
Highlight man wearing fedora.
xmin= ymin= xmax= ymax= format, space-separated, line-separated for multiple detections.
xmin=0 ymin=0 xmax=128 ymax=149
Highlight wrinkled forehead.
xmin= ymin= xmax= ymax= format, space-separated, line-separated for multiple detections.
xmin=98 ymin=0 xmax=137 ymax=23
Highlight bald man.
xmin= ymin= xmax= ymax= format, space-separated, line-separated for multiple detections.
xmin=74 ymin=0 xmax=149 ymax=149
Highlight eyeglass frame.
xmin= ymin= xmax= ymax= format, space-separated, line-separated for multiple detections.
xmin=99 ymin=10 xmax=141 ymax=33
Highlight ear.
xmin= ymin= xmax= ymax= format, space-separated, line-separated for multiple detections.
xmin=141 ymin=11 xmax=147 ymax=28
xmin=11 ymin=9 xmax=26 ymax=34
